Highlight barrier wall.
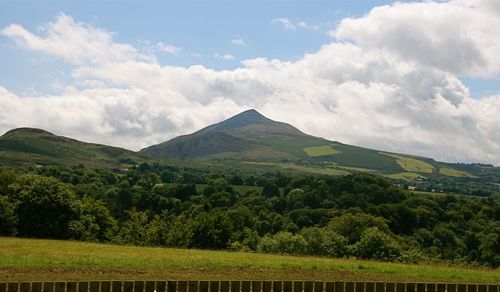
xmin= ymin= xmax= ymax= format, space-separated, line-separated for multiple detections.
xmin=0 ymin=281 xmax=498 ymax=292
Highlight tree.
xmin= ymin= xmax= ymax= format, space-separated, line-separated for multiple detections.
xmin=328 ymin=212 xmax=389 ymax=244
xmin=116 ymin=209 xmax=150 ymax=246
xmin=160 ymin=170 xmax=177 ymax=183
xmin=0 ymin=195 xmax=17 ymax=235
xmin=189 ymin=210 xmax=232 ymax=249
xmin=0 ymin=168 xmax=16 ymax=195
xmin=257 ymin=231 xmax=307 ymax=255
xmin=8 ymin=174 xmax=80 ymax=239
xmin=354 ymin=227 xmax=400 ymax=260
xmin=69 ymin=196 xmax=117 ymax=242
xmin=262 ymin=182 xmax=280 ymax=198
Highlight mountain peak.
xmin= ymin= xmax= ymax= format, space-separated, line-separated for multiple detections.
xmin=200 ymin=109 xmax=272 ymax=133
xmin=238 ymin=108 xmax=265 ymax=118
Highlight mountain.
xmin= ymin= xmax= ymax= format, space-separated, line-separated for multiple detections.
xmin=141 ymin=109 xmax=323 ymax=160
xmin=1 ymin=111 xmax=495 ymax=182
xmin=140 ymin=109 xmax=479 ymax=179
xmin=0 ymin=128 xmax=144 ymax=168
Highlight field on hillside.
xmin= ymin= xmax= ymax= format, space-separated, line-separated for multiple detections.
xmin=439 ymin=167 xmax=475 ymax=178
xmin=380 ymin=153 xmax=434 ymax=174
xmin=0 ymin=237 xmax=499 ymax=283
xmin=243 ymin=162 xmax=349 ymax=176
xmin=303 ymin=146 xmax=341 ymax=157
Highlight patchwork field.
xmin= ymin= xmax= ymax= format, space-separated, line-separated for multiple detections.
xmin=380 ymin=153 xmax=434 ymax=174
xmin=439 ymin=167 xmax=475 ymax=178
xmin=243 ymin=162 xmax=349 ymax=176
xmin=303 ymin=146 xmax=341 ymax=157
xmin=386 ymin=172 xmax=426 ymax=180
xmin=0 ymin=237 xmax=499 ymax=283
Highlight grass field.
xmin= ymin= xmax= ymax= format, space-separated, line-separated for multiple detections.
xmin=380 ymin=153 xmax=434 ymax=174
xmin=386 ymin=172 xmax=426 ymax=180
xmin=0 ymin=237 xmax=499 ymax=283
xmin=303 ymin=146 xmax=341 ymax=157
xmin=439 ymin=167 xmax=475 ymax=178
xmin=243 ymin=162 xmax=349 ymax=176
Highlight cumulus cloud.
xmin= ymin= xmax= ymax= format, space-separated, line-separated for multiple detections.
xmin=1 ymin=1 xmax=500 ymax=165
xmin=333 ymin=1 xmax=500 ymax=77
xmin=1 ymin=13 xmax=153 ymax=64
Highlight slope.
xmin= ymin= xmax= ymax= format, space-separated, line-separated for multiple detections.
xmin=0 ymin=128 xmax=144 ymax=168
xmin=141 ymin=109 xmax=476 ymax=178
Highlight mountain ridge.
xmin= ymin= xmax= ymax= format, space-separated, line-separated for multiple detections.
xmin=0 ymin=127 xmax=145 ymax=168
xmin=1 ymin=110 xmax=498 ymax=183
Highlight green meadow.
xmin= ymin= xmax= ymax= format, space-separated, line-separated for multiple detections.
xmin=0 ymin=237 xmax=498 ymax=283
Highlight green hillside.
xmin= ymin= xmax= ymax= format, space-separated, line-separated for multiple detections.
xmin=0 ymin=128 xmax=144 ymax=168
xmin=140 ymin=110 xmax=477 ymax=180
xmin=0 ymin=111 xmax=495 ymax=183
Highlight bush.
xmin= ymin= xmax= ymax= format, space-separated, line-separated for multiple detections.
xmin=328 ymin=212 xmax=389 ymax=244
xmin=8 ymin=174 xmax=80 ymax=239
xmin=189 ymin=210 xmax=232 ymax=249
xmin=300 ymin=227 xmax=348 ymax=257
xmin=0 ymin=195 xmax=17 ymax=235
xmin=354 ymin=227 xmax=401 ymax=260
xmin=257 ymin=231 xmax=307 ymax=255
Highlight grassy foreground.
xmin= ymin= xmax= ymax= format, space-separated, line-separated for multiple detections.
xmin=0 ymin=237 xmax=499 ymax=283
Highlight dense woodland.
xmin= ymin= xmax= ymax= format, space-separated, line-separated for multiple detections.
xmin=0 ymin=163 xmax=498 ymax=268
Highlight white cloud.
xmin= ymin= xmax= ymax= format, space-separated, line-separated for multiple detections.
xmin=271 ymin=18 xmax=296 ymax=30
xmin=231 ymin=37 xmax=246 ymax=46
xmin=271 ymin=18 xmax=320 ymax=31
xmin=333 ymin=1 xmax=500 ymax=77
xmin=1 ymin=13 xmax=153 ymax=65
xmin=214 ymin=53 xmax=236 ymax=61
xmin=298 ymin=21 xmax=320 ymax=30
xmin=154 ymin=42 xmax=181 ymax=55
xmin=2 ymin=2 xmax=500 ymax=165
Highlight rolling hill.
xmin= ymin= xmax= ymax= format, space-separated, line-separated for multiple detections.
xmin=0 ymin=127 xmax=144 ymax=168
xmin=141 ymin=109 xmax=480 ymax=179
xmin=0 ymin=110 xmax=497 ymax=182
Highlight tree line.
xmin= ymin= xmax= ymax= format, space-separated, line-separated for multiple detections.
xmin=0 ymin=163 xmax=498 ymax=267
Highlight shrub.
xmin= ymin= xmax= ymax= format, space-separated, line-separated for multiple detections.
xmin=354 ymin=227 xmax=401 ymax=260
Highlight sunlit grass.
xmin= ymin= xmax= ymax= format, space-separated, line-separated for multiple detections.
xmin=0 ymin=237 xmax=498 ymax=283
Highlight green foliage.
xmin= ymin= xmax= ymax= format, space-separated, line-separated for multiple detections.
xmin=0 ymin=164 xmax=498 ymax=267
xmin=328 ymin=212 xmax=390 ymax=244
xmin=0 ymin=128 xmax=143 ymax=168
xmin=70 ymin=196 xmax=118 ymax=242
xmin=300 ymin=227 xmax=347 ymax=257
xmin=258 ymin=231 xmax=308 ymax=255
xmin=8 ymin=174 xmax=80 ymax=239
xmin=116 ymin=209 xmax=150 ymax=246
xmin=0 ymin=168 xmax=16 ymax=194
xmin=0 ymin=195 xmax=17 ymax=235
xmin=189 ymin=210 xmax=232 ymax=249
xmin=262 ymin=182 xmax=280 ymax=198
xmin=354 ymin=227 xmax=401 ymax=260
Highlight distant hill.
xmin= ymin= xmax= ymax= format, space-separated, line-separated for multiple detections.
xmin=140 ymin=109 xmax=482 ymax=179
xmin=0 ymin=127 xmax=144 ymax=168
xmin=1 ymin=111 xmax=497 ymax=183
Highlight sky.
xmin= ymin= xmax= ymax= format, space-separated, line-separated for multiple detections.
xmin=1 ymin=0 xmax=500 ymax=165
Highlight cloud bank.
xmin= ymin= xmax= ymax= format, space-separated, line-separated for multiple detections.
xmin=1 ymin=1 xmax=500 ymax=165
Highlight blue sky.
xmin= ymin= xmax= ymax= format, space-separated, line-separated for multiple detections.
xmin=1 ymin=0 xmax=497 ymax=97
xmin=1 ymin=0 xmax=500 ymax=164
xmin=0 ymin=1 xmax=383 ymax=92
